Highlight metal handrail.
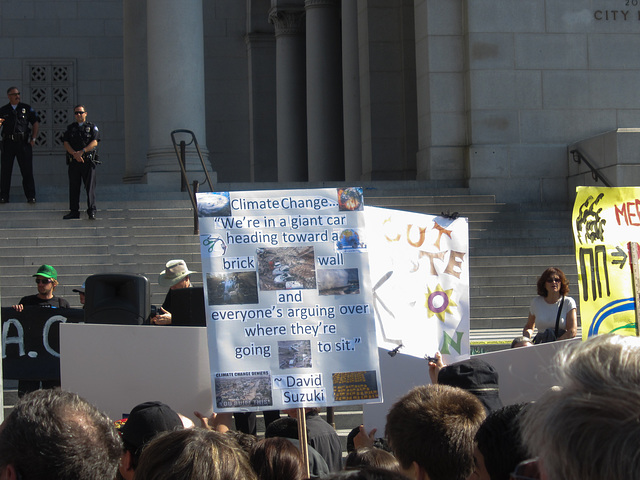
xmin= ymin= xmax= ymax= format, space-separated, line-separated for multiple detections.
xmin=170 ymin=129 xmax=214 ymax=234
xmin=570 ymin=149 xmax=613 ymax=187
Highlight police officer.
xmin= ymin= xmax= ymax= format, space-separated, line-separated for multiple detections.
xmin=62 ymin=105 xmax=100 ymax=220
xmin=0 ymin=87 xmax=40 ymax=204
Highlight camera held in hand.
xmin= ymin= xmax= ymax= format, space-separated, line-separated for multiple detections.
xmin=150 ymin=305 xmax=163 ymax=318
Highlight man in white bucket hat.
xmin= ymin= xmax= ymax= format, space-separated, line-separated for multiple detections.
xmin=151 ymin=259 xmax=196 ymax=325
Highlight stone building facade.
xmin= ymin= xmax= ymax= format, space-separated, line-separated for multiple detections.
xmin=1 ymin=0 xmax=639 ymax=202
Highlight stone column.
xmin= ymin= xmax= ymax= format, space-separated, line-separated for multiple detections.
xmin=246 ymin=32 xmax=277 ymax=182
xmin=341 ymin=0 xmax=362 ymax=181
xmin=247 ymin=0 xmax=277 ymax=181
xmin=305 ymin=0 xmax=344 ymax=181
xmin=122 ymin=0 xmax=148 ymax=183
xmin=145 ymin=0 xmax=211 ymax=186
xmin=269 ymin=6 xmax=308 ymax=182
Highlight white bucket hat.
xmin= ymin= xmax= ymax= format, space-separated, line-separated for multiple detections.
xmin=158 ymin=259 xmax=196 ymax=287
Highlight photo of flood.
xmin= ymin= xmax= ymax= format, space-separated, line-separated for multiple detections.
xmin=317 ymin=268 xmax=360 ymax=295
xmin=257 ymin=246 xmax=317 ymax=291
xmin=278 ymin=340 xmax=312 ymax=369
xmin=206 ymin=272 xmax=259 ymax=305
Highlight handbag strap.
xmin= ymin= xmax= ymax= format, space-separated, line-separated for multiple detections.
xmin=554 ymin=296 xmax=565 ymax=337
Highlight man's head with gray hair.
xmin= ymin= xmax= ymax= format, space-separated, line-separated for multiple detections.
xmin=0 ymin=389 xmax=122 ymax=480
xmin=523 ymin=334 xmax=640 ymax=480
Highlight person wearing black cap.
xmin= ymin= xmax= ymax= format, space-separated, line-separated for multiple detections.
xmin=118 ymin=401 xmax=184 ymax=480
xmin=428 ymin=353 xmax=503 ymax=414
xmin=73 ymin=281 xmax=86 ymax=307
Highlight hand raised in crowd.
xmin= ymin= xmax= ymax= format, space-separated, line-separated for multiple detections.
xmin=11 ymin=303 xmax=24 ymax=312
xmin=194 ymin=410 xmax=233 ymax=433
xmin=353 ymin=424 xmax=377 ymax=449
xmin=426 ymin=351 xmax=446 ymax=385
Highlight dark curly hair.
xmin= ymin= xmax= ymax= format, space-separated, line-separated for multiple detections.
xmin=536 ymin=267 xmax=569 ymax=297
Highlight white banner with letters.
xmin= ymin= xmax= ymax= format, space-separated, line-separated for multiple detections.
xmin=366 ymin=206 xmax=470 ymax=360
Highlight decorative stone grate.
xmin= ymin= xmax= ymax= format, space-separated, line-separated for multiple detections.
xmin=23 ymin=60 xmax=76 ymax=152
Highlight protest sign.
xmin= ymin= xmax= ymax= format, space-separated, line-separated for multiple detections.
xmin=365 ymin=206 xmax=470 ymax=361
xmin=61 ymin=323 xmax=213 ymax=424
xmin=196 ymin=187 xmax=382 ymax=412
xmin=362 ymin=207 xmax=469 ymax=431
xmin=1 ymin=307 xmax=84 ymax=380
xmin=572 ymin=186 xmax=640 ymax=338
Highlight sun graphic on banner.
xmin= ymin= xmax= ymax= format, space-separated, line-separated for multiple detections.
xmin=425 ymin=284 xmax=457 ymax=322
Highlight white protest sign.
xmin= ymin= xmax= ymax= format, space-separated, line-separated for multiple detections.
xmin=365 ymin=206 xmax=470 ymax=361
xmin=60 ymin=323 xmax=213 ymax=423
xmin=196 ymin=188 xmax=382 ymax=412
xmin=364 ymin=338 xmax=580 ymax=433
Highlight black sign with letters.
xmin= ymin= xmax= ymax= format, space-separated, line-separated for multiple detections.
xmin=1 ymin=307 xmax=84 ymax=380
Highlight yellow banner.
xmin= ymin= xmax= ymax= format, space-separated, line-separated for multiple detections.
xmin=573 ymin=186 xmax=640 ymax=339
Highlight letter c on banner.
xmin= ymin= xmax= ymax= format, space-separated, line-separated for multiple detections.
xmin=43 ymin=315 xmax=67 ymax=357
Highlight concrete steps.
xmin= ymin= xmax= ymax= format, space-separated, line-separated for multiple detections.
xmin=0 ymin=184 xmax=579 ymax=325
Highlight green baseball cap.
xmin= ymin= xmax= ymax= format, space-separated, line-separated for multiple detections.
xmin=33 ymin=264 xmax=58 ymax=280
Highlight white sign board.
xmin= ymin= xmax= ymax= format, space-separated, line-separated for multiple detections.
xmin=365 ymin=206 xmax=470 ymax=361
xmin=60 ymin=323 xmax=213 ymax=422
xmin=364 ymin=339 xmax=580 ymax=433
xmin=196 ymin=188 xmax=382 ymax=412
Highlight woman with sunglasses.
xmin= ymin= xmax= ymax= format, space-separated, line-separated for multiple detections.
xmin=11 ymin=264 xmax=70 ymax=312
xmin=522 ymin=267 xmax=577 ymax=342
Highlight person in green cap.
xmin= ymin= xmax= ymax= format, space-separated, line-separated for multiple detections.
xmin=11 ymin=264 xmax=70 ymax=312
xmin=10 ymin=265 xmax=70 ymax=396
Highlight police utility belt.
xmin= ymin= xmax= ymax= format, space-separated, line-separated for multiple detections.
xmin=66 ymin=149 xmax=100 ymax=166
xmin=2 ymin=132 xmax=29 ymax=142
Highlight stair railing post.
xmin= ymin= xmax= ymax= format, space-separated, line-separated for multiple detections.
xmin=193 ymin=181 xmax=199 ymax=235
xmin=180 ymin=141 xmax=187 ymax=192
xmin=326 ymin=407 xmax=335 ymax=428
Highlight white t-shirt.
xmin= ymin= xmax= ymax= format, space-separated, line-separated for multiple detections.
xmin=529 ymin=295 xmax=577 ymax=331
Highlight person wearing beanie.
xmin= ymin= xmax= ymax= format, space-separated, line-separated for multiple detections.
xmin=151 ymin=259 xmax=196 ymax=325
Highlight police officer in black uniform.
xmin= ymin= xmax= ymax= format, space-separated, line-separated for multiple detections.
xmin=62 ymin=104 xmax=100 ymax=220
xmin=0 ymin=87 xmax=40 ymax=204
